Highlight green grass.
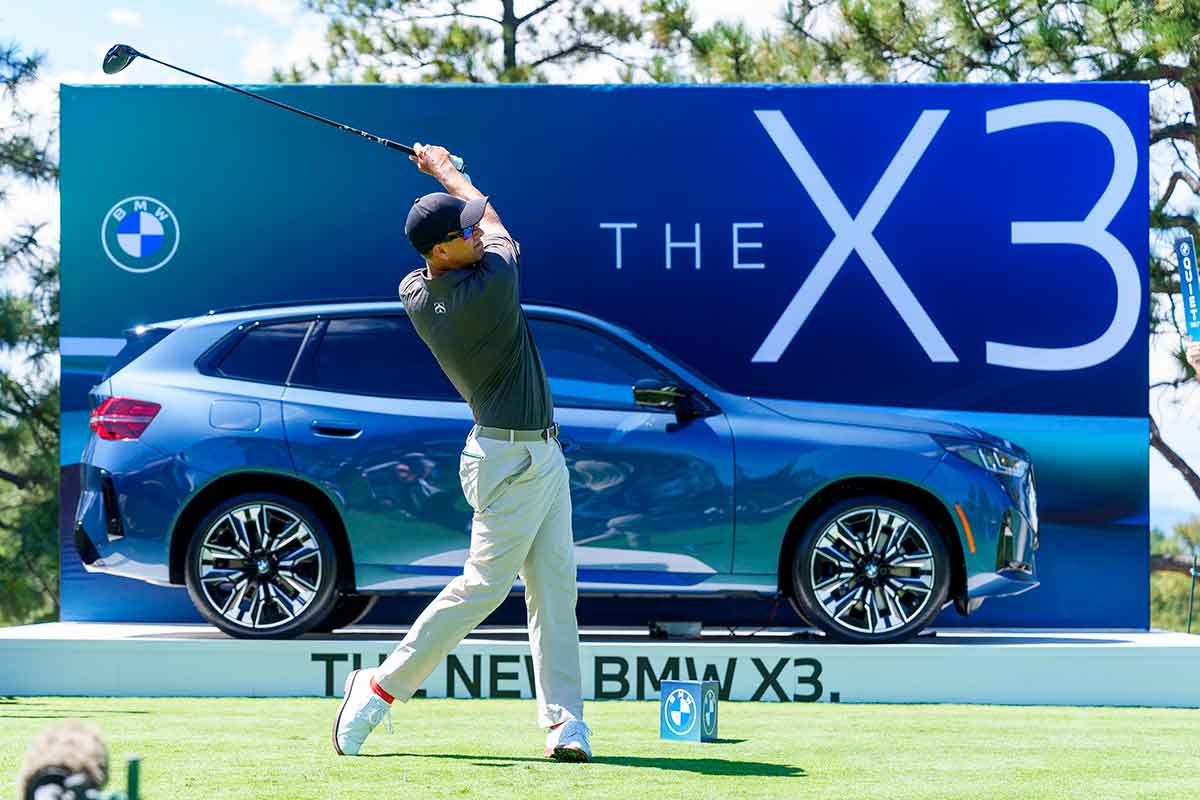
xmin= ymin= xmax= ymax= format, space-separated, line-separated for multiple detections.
xmin=2 ymin=698 xmax=1198 ymax=799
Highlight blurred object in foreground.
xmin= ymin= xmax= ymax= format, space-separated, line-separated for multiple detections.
xmin=16 ymin=718 xmax=139 ymax=800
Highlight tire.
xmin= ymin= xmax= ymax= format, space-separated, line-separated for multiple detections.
xmin=788 ymin=495 xmax=950 ymax=644
xmin=184 ymin=492 xmax=340 ymax=639
xmin=312 ymin=594 xmax=379 ymax=633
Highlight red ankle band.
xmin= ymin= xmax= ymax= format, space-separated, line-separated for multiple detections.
xmin=369 ymin=676 xmax=395 ymax=704
xmin=549 ymin=721 xmax=565 ymax=730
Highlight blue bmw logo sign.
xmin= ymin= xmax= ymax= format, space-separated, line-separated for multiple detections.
xmin=102 ymin=196 xmax=180 ymax=273
xmin=663 ymin=688 xmax=697 ymax=736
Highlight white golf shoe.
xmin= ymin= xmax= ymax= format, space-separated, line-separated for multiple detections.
xmin=544 ymin=716 xmax=592 ymax=763
xmin=332 ymin=669 xmax=392 ymax=756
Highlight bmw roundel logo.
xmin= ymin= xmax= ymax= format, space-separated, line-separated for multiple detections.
xmin=663 ymin=688 xmax=697 ymax=735
xmin=702 ymin=688 xmax=717 ymax=735
xmin=101 ymin=196 xmax=180 ymax=273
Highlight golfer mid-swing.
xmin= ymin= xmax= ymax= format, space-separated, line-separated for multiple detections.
xmin=333 ymin=143 xmax=589 ymax=761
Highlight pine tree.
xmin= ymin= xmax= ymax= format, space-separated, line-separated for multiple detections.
xmin=0 ymin=42 xmax=60 ymax=624
xmin=277 ymin=0 xmax=642 ymax=83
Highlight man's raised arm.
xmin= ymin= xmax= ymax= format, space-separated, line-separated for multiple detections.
xmin=410 ymin=143 xmax=513 ymax=251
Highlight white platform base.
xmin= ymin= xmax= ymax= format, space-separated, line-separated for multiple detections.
xmin=2 ymin=624 xmax=1197 ymax=707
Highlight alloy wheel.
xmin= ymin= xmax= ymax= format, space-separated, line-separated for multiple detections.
xmin=807 ymin=506 xmax=937 ymax=635
xmin=196 ymin=502 xmax=323 ymax=631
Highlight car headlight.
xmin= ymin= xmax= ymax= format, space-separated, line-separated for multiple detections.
xmin=933 ymin=435 xmax=1029 ymax=478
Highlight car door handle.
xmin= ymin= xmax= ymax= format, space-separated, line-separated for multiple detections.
xmin=311 ymin=420 xmax=362 ymax=439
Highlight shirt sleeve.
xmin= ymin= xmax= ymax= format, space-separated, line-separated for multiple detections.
xmin=482 ymin=233 xmax=520 ymax=269
xmin=397 ymin=270 xmax=421 ymax=312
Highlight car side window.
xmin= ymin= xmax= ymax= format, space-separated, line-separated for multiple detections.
xmin=310 ymin=316 xmax=459 ymax=400
xmin=217 ymin=321 xmax=311 ymax=384
xmin=529 ymin=318 xmax=674 ymax=411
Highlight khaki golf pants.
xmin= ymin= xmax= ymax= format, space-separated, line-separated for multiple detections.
xmin=374 ymin=426 xmax=584 ymax=728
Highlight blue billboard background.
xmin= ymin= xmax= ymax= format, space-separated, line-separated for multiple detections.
xmin=60 ymin=82 xmax=1148 ymax=627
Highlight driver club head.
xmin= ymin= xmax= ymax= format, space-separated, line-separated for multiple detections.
xmin=102 ymin=44 xmax=140 ymax=75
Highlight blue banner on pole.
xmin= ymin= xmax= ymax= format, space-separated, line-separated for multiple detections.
xmin=1174 ymin=237 xmax=1200 ymax=339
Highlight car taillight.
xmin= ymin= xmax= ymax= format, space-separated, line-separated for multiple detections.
xmin=90 ymin=397 xmax=161 ymax=441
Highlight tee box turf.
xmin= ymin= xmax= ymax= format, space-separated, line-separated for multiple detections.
xmin=660 ymin=680 xmax=719 ymax=742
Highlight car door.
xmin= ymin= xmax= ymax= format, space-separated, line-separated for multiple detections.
xmin=281 ymin=314 xmax=475 ymax=593
xmin=528 ymin=315 xmax=735 ymax=590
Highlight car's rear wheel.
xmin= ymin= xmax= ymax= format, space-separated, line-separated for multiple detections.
xmin=312 ymin=594 xmax=378 ymax=633
xmin=788 ymin=495 xmax=949 ymax=644
xmin=184 ymin=492 xmax=339 ymax=639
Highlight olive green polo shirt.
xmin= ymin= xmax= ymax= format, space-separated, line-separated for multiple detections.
xmin=398 ymin=234 xmax=554 ymax=430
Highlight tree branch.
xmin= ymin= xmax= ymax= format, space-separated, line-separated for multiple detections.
xmin=1152 ymin=122 xmax=1198 ymax=146
xmin=529 ymin=41 xmax=604 ymax=69
xmin=15 ymin=541 xmax=58 ymax=610
xmin=517 ymin=0 xmax=559 ymax=25
xmin=377 ymin=9 xmax=502 ymax=25
xmin=1151 ymin=552 xmax=1198 ymax=575
xmin=1150 ymin=415 xmax=1200 ymax=504
xmin=1156 ymin=214 xmax=1200 ymax=238
xmin=1099 ymin=64 xmax=1186 ymax=83
xmin=1155 ymin=171 xmax=1200 ymax=215
xmin=1168 ymin=138 xmax=1200 ymax=187
xmin=0 ymin=467 xmax=29 ymax=490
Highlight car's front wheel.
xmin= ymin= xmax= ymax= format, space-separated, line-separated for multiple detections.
xmin=184 ymin=492 xmax=340 ymax=639
xmin=789 ymin=496 xmax=949 ymax=643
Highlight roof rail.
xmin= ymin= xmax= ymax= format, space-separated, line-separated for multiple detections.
xmin=205 ymin=296 xmax=401 ymax=316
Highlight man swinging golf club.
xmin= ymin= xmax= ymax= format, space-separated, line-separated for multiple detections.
xmin=333 ymin=143 xmax=590 ymax=762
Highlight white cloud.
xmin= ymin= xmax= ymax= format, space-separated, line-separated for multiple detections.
xmin=240 ymin=17 xmax=329 ymax=81
xmin=223 ymin=25 xmax=249 ymax=40
xmin=108 ymin=8 xmax=143 ymax=27
xmin=219 ymin=0 xmax=300 ymax=27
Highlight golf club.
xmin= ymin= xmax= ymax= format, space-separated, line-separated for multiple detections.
xmin=102 ymin=43 xmax=466 ymax=173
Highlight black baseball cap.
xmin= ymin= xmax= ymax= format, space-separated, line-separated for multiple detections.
xmin=405 ymin=192 xmax=489 ymax=254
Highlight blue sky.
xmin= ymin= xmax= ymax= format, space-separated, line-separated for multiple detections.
xmin=5 ymin=0 xmax=783 ymax=87
xmin=6 ymin=1 xmax=327 ymax=86
xmin=2 ymin=1 xmax=1199 ymax=527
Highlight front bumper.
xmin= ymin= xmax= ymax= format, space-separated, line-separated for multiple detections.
xmin=924 ymin=453 xmax=1040 ymax=605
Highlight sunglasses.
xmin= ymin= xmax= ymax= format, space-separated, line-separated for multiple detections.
xmin=438 ymin=224 xmax=476 ymax=245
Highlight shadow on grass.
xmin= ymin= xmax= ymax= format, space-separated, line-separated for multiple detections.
xmin=0 ymin=710 xmax=151 ymax=718
xmin=0 ymin=714 xmax=154 ymax=719
xmin=366 ymin=752 xmax=805 ymax=777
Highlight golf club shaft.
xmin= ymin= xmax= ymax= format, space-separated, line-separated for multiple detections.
xmin=136 ymin=52 xmax=464 ymax=169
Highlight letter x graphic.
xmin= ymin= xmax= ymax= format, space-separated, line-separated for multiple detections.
xmin=752 ymin=110 xmax=958 ymax=364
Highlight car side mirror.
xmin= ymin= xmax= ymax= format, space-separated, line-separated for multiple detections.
xmin=633 ymin=378 xmax=688 ymax=409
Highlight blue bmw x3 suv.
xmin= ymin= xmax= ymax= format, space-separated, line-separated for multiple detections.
xmin=73 ymin=300 xmax=1039 ymax=642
